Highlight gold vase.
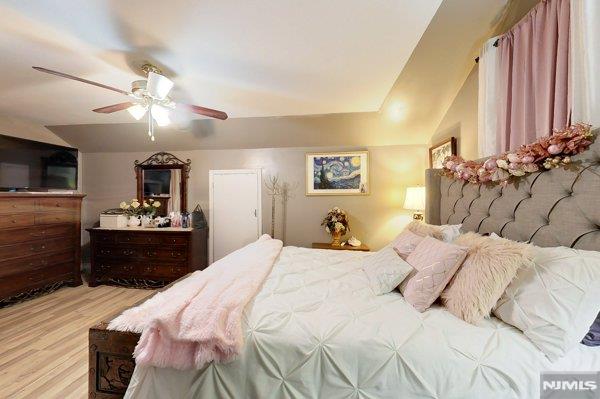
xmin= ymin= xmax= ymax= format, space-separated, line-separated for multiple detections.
xmin=331 ymin=230 xmax=343 ymax=247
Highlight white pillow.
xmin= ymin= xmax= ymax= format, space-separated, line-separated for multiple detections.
xmin=493 ymin=245 xmax=600 ymax=361
xmin=362 ymin=247 xmax=414 ymax=295
xmin=440 ymin=224 xmax=462 ymax=242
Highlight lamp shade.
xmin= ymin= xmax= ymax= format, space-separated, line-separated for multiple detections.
xmin=403 ymin=186 xmax=426 ymax=211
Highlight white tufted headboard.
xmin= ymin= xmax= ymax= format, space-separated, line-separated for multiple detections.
xmin=425 ymin=129 xmax=600 ymax=251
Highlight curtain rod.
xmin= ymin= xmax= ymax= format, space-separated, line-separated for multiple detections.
xmin=475 ymin=38 xmax=499 ymax=63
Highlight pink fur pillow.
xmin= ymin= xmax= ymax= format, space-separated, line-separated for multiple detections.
xmin=441 ymin=232 xmax=532 ymax=324
xmin=402 ymin=236 xmax=469 ymax=312
xmin=391 ymin=230 xmax=425 ymax=259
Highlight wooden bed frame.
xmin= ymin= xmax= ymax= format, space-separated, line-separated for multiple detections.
xmin=88 ymin=276 xmax=187 ymax=398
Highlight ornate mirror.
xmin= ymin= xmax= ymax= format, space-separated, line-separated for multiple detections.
xmin=134 ymin=152 xmax=191 ymax=215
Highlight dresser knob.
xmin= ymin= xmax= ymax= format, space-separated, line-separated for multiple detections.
xmin=12 ymin=204 xmax=17 ymax=208
xmin=11 ymin=220 xmax=17 ymax=224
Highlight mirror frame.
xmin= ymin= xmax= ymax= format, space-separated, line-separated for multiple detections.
xmin=134 ymin=152 xmax=191 ymax=213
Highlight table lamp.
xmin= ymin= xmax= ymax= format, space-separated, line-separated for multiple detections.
xmin=403 ymin=186 xmax=426 ymax=221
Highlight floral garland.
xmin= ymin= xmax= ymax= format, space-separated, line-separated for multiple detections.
xmin=442 ymin=124 xmax=594 ymax=186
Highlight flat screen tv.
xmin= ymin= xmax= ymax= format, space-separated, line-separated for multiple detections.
xmin=0 ymin=134 xmax=78 ymax=191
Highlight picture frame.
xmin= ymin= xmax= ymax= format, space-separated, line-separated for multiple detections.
xmin=306 ymin=151 xmax=369 ymax=196
xmin=429 ymin=137 xmax=457 ymax=169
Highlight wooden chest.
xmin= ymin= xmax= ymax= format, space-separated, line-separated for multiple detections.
xmin=87 ymin=227 xmax=208 ymax=288
xmin=0 ymin=193 xmax=85 ymax=306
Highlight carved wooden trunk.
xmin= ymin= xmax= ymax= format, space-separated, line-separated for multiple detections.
xmin=0 ymin=193 xmax=85 ymax=306
xmin=89 ymin=276 xmax=186 ymax=398
xmin=87 ymin=226 xmax=208 ymax=288
xmin=89 ymin=322 xmax=140 ymax=398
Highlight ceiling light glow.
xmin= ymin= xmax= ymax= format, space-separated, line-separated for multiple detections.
xmin=151 ymin=104 xmax=171 ymax=127
xmin=127 ymin=104 xmax=147 ymax=120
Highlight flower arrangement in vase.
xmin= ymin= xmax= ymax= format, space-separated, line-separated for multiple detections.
xmin=119 ymin=198 xmax=161 ymax=227
xmin=321 ymin=207 xmax=349 ymax=246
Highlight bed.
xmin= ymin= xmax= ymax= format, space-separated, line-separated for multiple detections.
xmin=89 ymin=129 xmax=600 ymax=399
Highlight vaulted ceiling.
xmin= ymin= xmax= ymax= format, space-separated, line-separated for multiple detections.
xmin=0 ymin=0 xmax=521 ymax=152
xmin=0 ymin=0 xmax=442 ymax=123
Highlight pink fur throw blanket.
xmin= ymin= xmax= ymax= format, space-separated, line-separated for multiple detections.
xmin=108 ymin=234 xmax=283 ymax=370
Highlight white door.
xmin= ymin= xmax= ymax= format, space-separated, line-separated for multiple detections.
xmin=209 ymin=169 xmax=262 ymax=263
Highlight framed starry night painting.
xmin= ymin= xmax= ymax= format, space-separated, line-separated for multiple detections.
xmin=305 ymin=151 xmax=369 ymax=196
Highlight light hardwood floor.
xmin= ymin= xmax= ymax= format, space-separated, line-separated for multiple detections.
xmin=0 ymin=285 xmax=155 ymax=399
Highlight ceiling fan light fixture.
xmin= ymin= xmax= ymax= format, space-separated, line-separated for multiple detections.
xmin=147 ymin=72 xmax=174 ymax=100
xmin=127 ymin=104 xmax=148 ymax=120
xmin=151 ymin=103 xmax=171 ymax=127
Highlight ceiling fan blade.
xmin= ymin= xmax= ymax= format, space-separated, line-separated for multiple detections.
xmin=184 ymin=104 xmax=228 ymax=120
xmin=147 ymin=71 xmax=174 ymax=100
xmin=92 ymin=102 xmax=136 ymax=113
xmin=32 ymin=66 xmax=131 ymax=96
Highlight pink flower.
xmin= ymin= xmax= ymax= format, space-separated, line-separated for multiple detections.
xmin=483 ymin=158 xmax=497 ymax=171
xmin=548 ymin=144 xmax=563 ymax=155
xmin=521 ymin=155 xmax=535 ymax=164
xmin=507 ymin=153 xmax=521 ymax=163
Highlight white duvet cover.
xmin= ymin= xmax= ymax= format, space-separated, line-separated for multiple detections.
xmin=124 ymin=247 xmax=600 ymax=399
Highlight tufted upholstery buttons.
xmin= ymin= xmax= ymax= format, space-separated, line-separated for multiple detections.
xmin=437 ymin=137 xmax=600 ymax=251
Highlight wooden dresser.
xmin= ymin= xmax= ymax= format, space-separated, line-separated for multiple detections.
xmin=0 ymin=193 xmax=85 ymax=306
xmin=87 ymin=226 xmax=208 ymax=288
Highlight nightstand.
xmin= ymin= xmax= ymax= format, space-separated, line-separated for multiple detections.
xmin=312 ymin=242 xmax=370 ymax=251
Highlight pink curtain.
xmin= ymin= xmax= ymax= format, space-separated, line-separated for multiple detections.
xmin=496 ymin=0 xmax=571 ymax=153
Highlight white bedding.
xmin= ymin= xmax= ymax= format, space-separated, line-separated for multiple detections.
xmin=124 ymin=247 xmax=600 ymax=399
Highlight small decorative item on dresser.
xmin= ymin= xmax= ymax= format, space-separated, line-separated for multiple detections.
xmin=119 ymin=198 xmax=161 ymax=227
xmin=321 ymin=207 xmax=349 ymax=247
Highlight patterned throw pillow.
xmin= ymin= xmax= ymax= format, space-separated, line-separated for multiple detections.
xmin=362 ymin=247 xmax=414 ymax=295
xmin=390 ymin=230 xmax=425 ymax=259
xmin=402 ymin=236 xmax=469 ymax=312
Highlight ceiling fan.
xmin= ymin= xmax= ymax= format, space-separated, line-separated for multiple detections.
xmin=32 ymin=64 xmax=228 ymax=141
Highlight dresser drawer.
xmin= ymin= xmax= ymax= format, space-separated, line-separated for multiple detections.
xmin=0 ymin=250 xmax=74 ymax=278
xmin=157 ymin=248 xmax=187 ymax=261
xmin=0 ymin=214 xmax=35 ymax=229
xmin=92 ymin=232 xmax=115 ymax=245
xmin=95 ymin=260 xmax=138 ymax=277
xmin=0 ymin=199 xmax=35 ymax=214
xmin=0 ymin=262 xmax=74 ymax=297
xmin=116 ymin=233 xmax=161 ymax=245
xmin=36 ymin=198 xmax=78 ymax=212
xmin=0 ymin=236 xmax=74 ymax=260
xmin=35 ymin=211 xmax=76 ymax=225
xmin=0 ymin=224 xmax=73 ymax=244
xmin=161 ymin=235 xmax=189 ymax=246
xmin=140 ymin=262 xmax=187 ymax=278
xmin=96 ymin=245 xmax=141 ymax=259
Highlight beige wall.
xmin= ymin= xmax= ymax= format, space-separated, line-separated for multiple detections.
xmin=82 ymin=144 xmax=427 ymax=251
xmin=430 ymin=66 xmax=479 ymax=160
xmin=0 ymin=114 xmax=70 ymax=146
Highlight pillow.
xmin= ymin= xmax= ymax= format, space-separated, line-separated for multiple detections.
xmin=439 ymin=224 xmax=463 ymax=242
xmin=582 ymin=313 xmax=600 ymax=347
xmin=362 ymin=247 xmax=414 ymax=295
xmin=390 ymin=230 xmax=425 ymax=259
xmin=405 ymin=220 xmax=445 ymax=240
xmin=405 ymin=221 xmax=462 ymax=242
xmin=441 ymin=232 xmax=532 ymax=324
xmin=402 ymin=236 xmax=468 ymax=312
xmin=493 ymin=246 xmax=600 ymax=361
